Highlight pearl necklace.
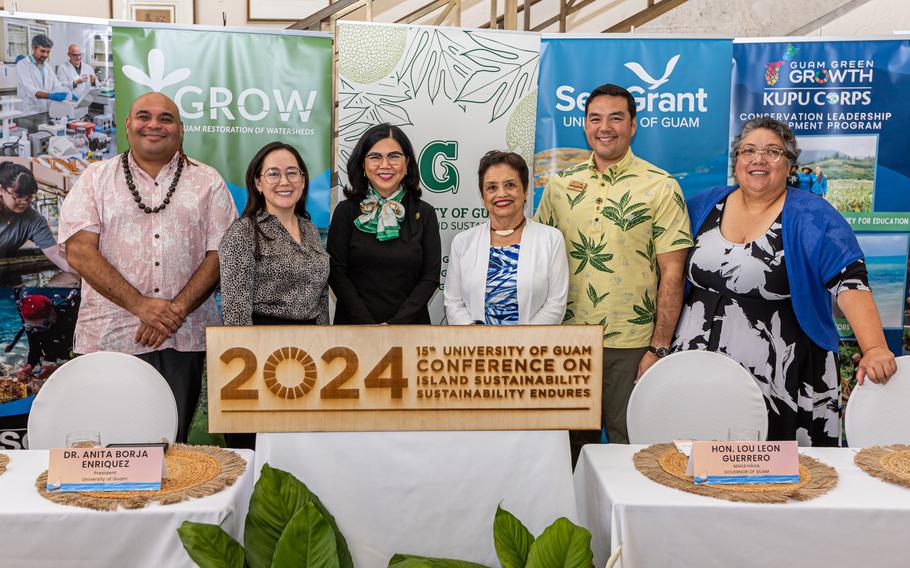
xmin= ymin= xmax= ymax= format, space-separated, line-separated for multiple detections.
xmin=491 ymin=216 xmax=526 ymax=237
xmin=122 ymin=151 xmax=184 ymax=214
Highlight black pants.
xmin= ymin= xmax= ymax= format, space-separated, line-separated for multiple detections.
xmin=224 ymin=314 xmax=316 ymax=450
xmin=569 ymin=346 xmax=649 ymax=467
xmin=134 ymin=349 xmax=205 ymax=444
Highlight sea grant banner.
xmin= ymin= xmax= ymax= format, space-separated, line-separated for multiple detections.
xmin=534 ymin=35 xmax=733 ymax=204
xmin=113 ymin=25 xmax=333 ymax=227
xmin=335 ymin=22 xmax=541 ymax=323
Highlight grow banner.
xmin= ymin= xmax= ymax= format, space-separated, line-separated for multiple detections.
xmin=335 ymin=22 xmax=541 ymax=323
xmin=533 ymin=36 xmax=733 ymax=205
xmin=113 ymin=25 xmax=333 ymax=227
xmin=732 ymin=38 xmax=910 ymax=227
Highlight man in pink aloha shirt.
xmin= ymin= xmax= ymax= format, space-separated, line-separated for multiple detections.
xmin=60 ymin=92 xmax=237 ymax=442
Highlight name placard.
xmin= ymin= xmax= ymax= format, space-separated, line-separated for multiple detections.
xmin=206 ymin=325 xmax=603 ymax=432
xmin=691 ymin=441 xmax=799 ymax=485
xmin=46 ymin=447 xmax=164 ymax=492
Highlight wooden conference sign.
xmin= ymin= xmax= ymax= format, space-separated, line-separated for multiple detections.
xmin=206 ymin=325 xmax=603 ymax=432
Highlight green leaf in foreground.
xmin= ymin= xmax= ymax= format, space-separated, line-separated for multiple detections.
xmin=525 ymin=517 xmax=593 ymax=568
xmin=272 ymin=501 xmax=340 ymax=568
xmin=493 ymin=505 xmax=534 ymax=568
xmin=244 ymin=464 xmax=314 ymax=568
xmin=388 ymin=553 xmax=491 ymax=568
xmin=309 ymin=491 xmax=354 ymax=568
xmin=176 ymin=521 xmax=245 ymax=568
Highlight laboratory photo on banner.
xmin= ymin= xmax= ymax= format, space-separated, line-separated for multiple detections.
xmin=1 ymin=14 xmax=114 ymax=286
xmin=0 ymin=287 xmax=79 ymax=449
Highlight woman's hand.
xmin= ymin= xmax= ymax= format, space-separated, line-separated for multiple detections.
xmin=856 ymin=345 xmax=897 ymax=385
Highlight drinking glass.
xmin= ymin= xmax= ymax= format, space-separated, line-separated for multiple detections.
xmin=727 ymin=427 xmax=760 ymax=441
xmin=65 ymin=431 xmax=101 ymax=448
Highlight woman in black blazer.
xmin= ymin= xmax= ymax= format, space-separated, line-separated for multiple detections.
xmin=328 ymin=123 xmax=441 ymax=324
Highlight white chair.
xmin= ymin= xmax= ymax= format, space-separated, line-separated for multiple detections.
xmin=27 ymin=352 xmax=178 ymax=449
xmin=626 ymin=350 xmax=768 ymax=444
xmin=845 ymin=355 xmax=910 ymax=447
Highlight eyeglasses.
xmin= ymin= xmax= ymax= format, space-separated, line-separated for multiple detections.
xmin=261 ymin=167 xmax=304 ymax=186
xmin=69 ymin=53 xmax=83 ymax=58
xmin=365 ymin=151 xmax=405 ymax=167
xmin=3 ymin=188 xmax=34 ymax=203
xmin=736 ymin=146 xmax=786 ymax=162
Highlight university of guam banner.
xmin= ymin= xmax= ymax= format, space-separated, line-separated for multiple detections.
xmin=731 ymin=38 xmax=910 ymax=405
xmin=335 ymin=22 xmax=541 ymax=323
xmin=534 ymin=36 xmax=733 ymax=205
xmin=112 ymin=26 xmax=333 ymax=227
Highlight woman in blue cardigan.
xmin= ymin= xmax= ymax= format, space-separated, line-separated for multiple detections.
xmin=445 ymin=151 xmax=568 ymax=325
xmin=673 ymin=117 xmax=895 ymax=446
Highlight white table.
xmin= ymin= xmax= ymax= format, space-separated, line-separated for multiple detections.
xmin=0 ymin=449 xmax=255 ymax=568
xmin=575 ymin=444 xmax=910 ymax=568
xmin=256 ymin=431 xmax=578 ymax=567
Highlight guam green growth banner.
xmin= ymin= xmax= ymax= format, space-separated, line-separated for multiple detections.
xmin=112 ymin=25 xmax=333 ymax=227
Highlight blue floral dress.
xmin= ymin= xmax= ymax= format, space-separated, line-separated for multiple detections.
xmin=484 ymin=244 xmax=520 ymax=325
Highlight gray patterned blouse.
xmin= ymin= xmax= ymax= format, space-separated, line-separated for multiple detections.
xmin=219 ymin=211 xmax=329 ymax=326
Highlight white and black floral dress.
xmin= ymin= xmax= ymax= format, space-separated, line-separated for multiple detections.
xmin=672 ymin=198 xmax=869 ymax=446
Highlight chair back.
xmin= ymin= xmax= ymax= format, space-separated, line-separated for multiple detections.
xmin=627 ymin=350 xmax=767 ymax=444
xmin=845 ymin=355 xmax=910 ymax=447
xmin=27 ymin=352 xmax=177 ymax=449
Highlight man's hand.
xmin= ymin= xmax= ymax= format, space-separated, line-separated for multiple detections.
xmin=635 ymin=351 xmax=660 ymax=382
xmin=135 ymin=323 xmax=169 ymax=348
xmin=134 ymin=297 xmax=185 ymax=336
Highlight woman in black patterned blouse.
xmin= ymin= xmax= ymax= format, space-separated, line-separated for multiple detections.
xmin=219 ymin=141 xmax=329 ymax=326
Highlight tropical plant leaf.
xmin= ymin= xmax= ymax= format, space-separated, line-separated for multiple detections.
xmin=651 ymin=224 xmax=666 ymax=239
xmin=556 ymin=162 xmax=588 ymax=178
xmin=563 ymin=303 xmax=575 ymax=323
xmin=569 ymin=231 xmax=613 ymax=274
xmin=567 ymin=190 xmax=586 ymax=209
xmin=628 ymin=291 xmax=656 ymax=325
xmin=586 ymin=283 xmax=609 ymax=307
xmin=588 ymin=256 xmax=614 ymax=273
xmin=636 ymin=239 xmax=656 ymax=270
xmin=602 ymin=191 xmax=652 ymax=231
xmin=673 ymin=191 xmax=686 ymax=211
xmin=493 ymin=505 xmax=534 ymax=568
xmin=176 ymin=522 xmax=245 ymax=568
xmin=244 ymin=464 xmax=314 ymax=568
xmin=646 ymin=168 xmax=671 ymax=177
xmin=524 ymin=517 xmax=593 ymax=568
xmin=671 ymin=229 xmax=694 ymax=247
xmin=309 ymin=492 xmax=354 ymax=568
xmin=454 ymin=32 xmax=539 ymax=122
xmin=389 ymin=553 xmax=491 ymax=568
xmin=272 ymin=501 xmax=340 ymax=568
xmin=603 ymin=331 xmax=621 ymax=340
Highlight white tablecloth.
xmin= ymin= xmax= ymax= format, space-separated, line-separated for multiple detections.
xmin=256 ymin=431 xmax=577 ymax=567
xmin=575 ymin=444 xmax=910 ymax=568
xmin=0 ymin=449 xmax=255 ymax=568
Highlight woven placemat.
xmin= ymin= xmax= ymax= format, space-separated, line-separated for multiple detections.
xmin=0 ymin=453 xmax=8 ymax=475
xmin=35 ymin=444 xmax=247 ymax=511
xmin=634 ymin=443 xmax=838 ymax=503
xmin=855 ymin=445 xmax=910 ymax=489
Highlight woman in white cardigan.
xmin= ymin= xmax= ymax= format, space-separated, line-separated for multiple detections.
xmin=445 ymin=151 xmax=568 ymax=325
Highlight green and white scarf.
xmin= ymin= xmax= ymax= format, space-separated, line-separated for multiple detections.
xmin=354 ymin=186 xmax=406 ymax=241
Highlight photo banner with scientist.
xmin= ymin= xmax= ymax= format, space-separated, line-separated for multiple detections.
xmin=533 ymin=36 xmax=733 ymax=206
xmin=112 ymin=24 xmax=333 ymax=227
xmin=732 ymin=38 xmax=910 ymax=230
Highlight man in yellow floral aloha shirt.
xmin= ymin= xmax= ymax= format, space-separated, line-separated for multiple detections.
xmin=535 ymin=83 xmax=693 ymax=453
